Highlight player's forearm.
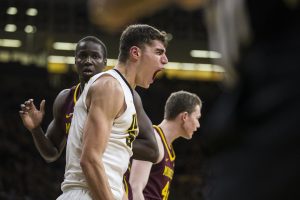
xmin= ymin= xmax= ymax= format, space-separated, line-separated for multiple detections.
xmin=132 ymin=191 xmax=145 ymax=200
xmin=122 ymin=190 xmax=128 ymax=200
xmin=31 ymin=127 xmax=60 ymax=162
xmin=130 ymin=160 xmax=151 ymax=200
xmin=81 ymin=158 xmax=114 ymax=200
xmin=131 ymin=183 xmax=145 ymax=200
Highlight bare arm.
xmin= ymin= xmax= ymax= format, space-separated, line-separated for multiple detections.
xmin=130 ymin=160 xmax=152 ymax=200
xmin=122 ymin=190 xmax=129 ymax=200
xmin=80 ymin=76 xmax=124 ymax=200
xmin=130 ymin=129 xmax=164 ymax=199
xmin=19 ymin=90 xmax=68 ymax=162
xmin=132 ymin=90 xmax=159 ymax=162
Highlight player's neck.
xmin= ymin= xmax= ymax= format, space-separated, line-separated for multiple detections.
xmin=159 ymin=120 xmax=179 ymax=147
xmin=114 ymin=62 xmax=136 ymax=89
xmin=79 ymin=82 xmax=84 ymax=93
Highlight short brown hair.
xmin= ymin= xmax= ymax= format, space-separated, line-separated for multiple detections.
xmin=118 ymin=24 xmax=168 ymax=63
xmin=164 ymin=91 xmax=202 ymax=120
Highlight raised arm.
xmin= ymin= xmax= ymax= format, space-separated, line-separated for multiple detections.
xmin=80 ymin=76 xmax=124 ymax=200
xmin=132 ymin=90 xmax=159 ymax=162
xmin=19 ymin=90 xmax=68 ymax=162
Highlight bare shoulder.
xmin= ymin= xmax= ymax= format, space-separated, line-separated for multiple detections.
xmin=89 ymin=74 xmax=123 ymax=97
xmin=47 ymin=88 xmax=72 ymax=121
xmin=54 ymin=89 xmax=71 ymax=105
xmin=57 ymin=88 xmax=71 ymax=100
xmin=154 ymin=128 xmax=165 ymax=163
xmin=53 ymin=88 xmax=71 ymax=110
xmin=87 ymin=75 xmax=125 ymax=117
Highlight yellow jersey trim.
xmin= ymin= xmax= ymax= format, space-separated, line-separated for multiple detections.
xmin=73 ymin=83 xmax=80 ymax=104
xmin=153 ymin=125 xmax=176 ymax=161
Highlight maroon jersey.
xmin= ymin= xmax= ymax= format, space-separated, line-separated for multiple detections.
xmin=61 ymin=83 xmax=81 ymax=135
xmin=143 ymin=125 xmax=176 ymax=200
xmin=124 ymin=125 xmax=176 ymax=200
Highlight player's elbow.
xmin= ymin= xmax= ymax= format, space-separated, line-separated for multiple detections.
xmin=41 ymin=152 xmax=60 ymax=163
xmin=44 ymin=156 xmax=58 ymax=163
xmin=80 ymin=154 xmax=98 ymax=172
xmin=147 ymin=146 xmax=159 ymax=163
xmin=80 ymin=157 xmax=91 ymax=171
xmin=132 ymin=141 xmax=159 ymax=162
xmin=145 ymin=141 xmax=159 ymax=163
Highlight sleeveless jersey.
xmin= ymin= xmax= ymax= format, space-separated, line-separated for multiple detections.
xmin=61 ymin=83 xmax=81 ymax=135
xmin=61 ymin=69 xmax=139 ymax=200
xmin=143 ymin=125 xmax=176 ymax=200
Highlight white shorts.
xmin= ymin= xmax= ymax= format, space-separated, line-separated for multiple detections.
xmin=57 ymin=188 xmax=92 ymax=200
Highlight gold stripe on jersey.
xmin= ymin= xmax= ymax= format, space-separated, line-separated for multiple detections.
xmin=163 ymin=166 xmax=174 ymax=180
xmin=123 ymin=176 xmax=129 ymax=197
xmin=65 ymin=122 xmax=71 ymax=134
xmin=153 ymin=125 xmax=176 ymax=161
xmin=73 ymin=83 xmax=80 ymax=104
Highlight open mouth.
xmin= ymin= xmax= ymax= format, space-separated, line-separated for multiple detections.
xmin=82 ymin=67 xmax=94 ymax=75
xmin=152 ymin=70 xmax=162 ymax=80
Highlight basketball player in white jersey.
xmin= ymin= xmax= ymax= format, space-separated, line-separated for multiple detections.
xmin=57 ymin=24 xmax=168 ymax=200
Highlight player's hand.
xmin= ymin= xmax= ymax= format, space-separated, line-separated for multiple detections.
xmin=19 ymin=99 xmax=46 ymax=132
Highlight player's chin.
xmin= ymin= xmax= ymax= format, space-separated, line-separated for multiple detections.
xmin=138 ymin=83 xmax=150 ymax=89
xmin=187 ymin=132 xmax=195 ymax=140
xmin=82 ymin=72 xmax=95 ymax=80
xmin=82 ymin=76 xmax=91 ymax=83
xmin=182 ymin=134 xmax=193 ymax=140
xmin=137 ymin=80 xmax=151 ymax=88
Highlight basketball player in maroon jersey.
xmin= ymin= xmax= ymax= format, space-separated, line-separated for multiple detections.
xmin=19 ymin=36 xmax=158 ymax=164
xmin=129 ymin=91 xmax=202 ymax=200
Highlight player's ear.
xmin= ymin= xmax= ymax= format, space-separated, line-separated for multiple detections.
xmin=130 ymin=46 xmax=140 ymax=60
xmin=180 ymin=112 xmax=188 ymax=122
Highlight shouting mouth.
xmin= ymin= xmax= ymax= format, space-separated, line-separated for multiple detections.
xmin=152 ymin=70 xmax=162 ymax=81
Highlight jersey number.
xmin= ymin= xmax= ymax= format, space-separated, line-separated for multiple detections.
xmin=162 ymin=181 xmax=170 ymax=200
xmin=126 ymin=114 xmax=138 ymax=148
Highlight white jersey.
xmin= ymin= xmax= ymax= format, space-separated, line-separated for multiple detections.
xmin=61 ymin=69 xmax=138 ymax=200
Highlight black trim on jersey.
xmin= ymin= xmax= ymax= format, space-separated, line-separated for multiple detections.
xmin=113 ymin=69 xmax=134 ymax=97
